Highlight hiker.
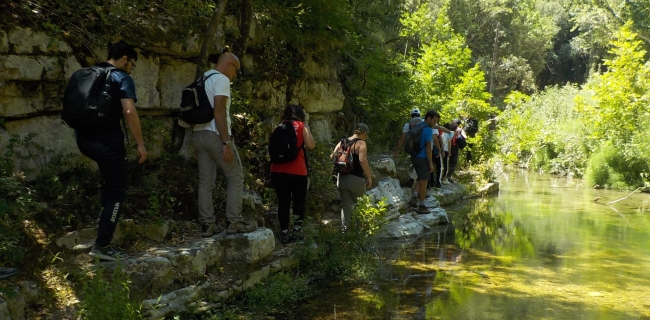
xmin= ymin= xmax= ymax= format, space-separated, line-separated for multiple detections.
xmin=193 ymin=48 xmax=257 ymax=237
xmin=408 ymin=110 xmax=440 ymax=214
xmin=446 ymin=119 xmax=467 ymax=183
xmin=270 ymin=105 xmax=316 ymax=244
xmin=0 ymin=267 xmax=17 ymax=280
xmin=441 ymin=123 xmax=454 ymax=185
xmin=332 ymin=123 xmax=372 ymax=229
xmin=394 ymin=108 xmax=423 ymax=157
xmin=71 ymin=41 xmax=147 ymax=261
xmin=428 ymin=113 xmax=444 ymax=189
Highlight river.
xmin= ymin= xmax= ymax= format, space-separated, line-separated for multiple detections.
xmin=279 ymin=171 xmax=650 ymax=319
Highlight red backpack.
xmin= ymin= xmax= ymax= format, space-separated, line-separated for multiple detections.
xmin=332 ymin=138 xmax=359 ymax=174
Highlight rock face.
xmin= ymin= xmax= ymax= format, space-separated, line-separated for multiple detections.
xmin=0 ymin=26 xmax=345 ymax=174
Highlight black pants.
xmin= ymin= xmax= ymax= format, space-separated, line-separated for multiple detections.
xmin=428 ymin=151 xmax=443 ymax=188
xmin=447 ymin=146 xmax=459 ymax=178
xmin=271 ymin=172 xmax=308 ymax=230
xmin=76 ymin=133 xmax=127 ymax=247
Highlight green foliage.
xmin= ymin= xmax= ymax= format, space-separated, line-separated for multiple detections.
xmin=497 ymin=85 xmax=586 ymax=176
xmin=585 ymin=144 xmax=648 ymax=190
xmin=243 ymin=272 xmax=311 ymax=313
xmin=300 ymin=196 xmax=388 ymax=281
xmin=78 ymin=264 xmax=142 ymax=320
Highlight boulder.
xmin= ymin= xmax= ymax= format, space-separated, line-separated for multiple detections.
xmin=370 ymin=156 xmax=397 ymax=179
xmin=309 ymin=117 xmax=332 ymax=142
xmin=249 ymin=79 xmax=288 ymax=112
xmin=103 ymin=255 xmax=175 ymax=292
xmin=379 ymin=215 xmax=426 ymax=239
xmin=130 ymin=54 xmax=161 ymax=109
xmin=222 ymin=228 xmax=275 ymax=263
xmin=7 ymin=27 xmax=71 ymax=53
xmin=429 ymin=183 xmax=467 ymax=205
xmin=63 ymin=56 xmax=82 ymax=79
xmin=141 ymin=281 xmax=214 ymax=319
xmin=0 ymin=55 xmax=48 ymax=80
xmin=0 ymin=298 xmax=9 ymax=320
xmin=366 ymin=178 xmax=405 ymax=217
xmin=290 ymin=80 xmax=344 ymax=114
xmin=478 ymin=182 xmax=499 ymax=196
xmin=158 ymin=59 xmax=196 ymax=109
xmin=148 ymin=237 xmax=223 ymax=278
xmin=413 ymin=207 xmax=449 ymax=226
xmin=0 ymin=31 xmax=8 ymax=53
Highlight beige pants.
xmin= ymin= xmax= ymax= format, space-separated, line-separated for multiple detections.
xmin=193 ymin=130 xmax=244 ymax=224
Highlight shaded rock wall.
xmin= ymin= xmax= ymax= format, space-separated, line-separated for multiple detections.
xmin=0 ymin=22 xmax=344 ymax=175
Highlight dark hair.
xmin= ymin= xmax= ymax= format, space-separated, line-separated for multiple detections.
xmin=424 ymin=110 xmax=440 ymax=120
xmin=444 ymin=123 xmax=453 ymax=130
xmin=107 ymin=40 xmax=137 ymax=61
xmin=282 ymin=105 xmax=306 ymax=122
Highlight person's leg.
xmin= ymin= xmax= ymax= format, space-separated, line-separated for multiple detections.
xmin=289 ymin=174 xmax=309 ymax=227
xmin=339 ymin=174 xmax=355 ymax=229
xmin=413 ymin=157 xmax=430 ymax=214
xmin=448 ymin=147 xmax=459 ymax=181
xmin=434 ymin=155 xmax=443 ymax=187
xmin=272 ymin=172 xmax=292 ymax=231
xmin=77 ymin=136 xmax=129 ymax=260
xmin=193 ymin=131 xmax=217 ymax=225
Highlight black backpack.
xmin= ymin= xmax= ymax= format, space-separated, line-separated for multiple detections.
xmin=269 ymin=121 xmax=303 ymax=164
xmin=332 ymin=138 xmax=360 ymax=174
xmin=62 ymin=66 xmax=118 ymax=133
xmin=465 ymin=118 xmax=479 ymax=137
xmin=179 ymin=72 xmax=219 ymax=124
xmin=404 ymin=122 xmax=426 ymax=156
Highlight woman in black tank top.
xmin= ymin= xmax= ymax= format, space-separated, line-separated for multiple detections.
xmin=332 ymin=123 xmax=373 ymax=229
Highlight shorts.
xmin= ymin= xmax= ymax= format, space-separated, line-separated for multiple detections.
xmin=411 ymin=156 xmax=430 ymax=181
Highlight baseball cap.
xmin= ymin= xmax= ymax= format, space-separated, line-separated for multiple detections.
xmin=411 ymin=108 xmax=421 ymax=117
xmin=356 ymin=123 xmax=369 ymax=137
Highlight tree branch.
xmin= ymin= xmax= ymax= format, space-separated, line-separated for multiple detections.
xmin=195 ymin=0 xmax=229 ymax=79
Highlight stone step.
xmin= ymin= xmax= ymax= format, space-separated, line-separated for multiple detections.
xmin=85 ymin=228 xmax=276 ymax=298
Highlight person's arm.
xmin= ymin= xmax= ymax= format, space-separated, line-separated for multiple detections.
xmin=331 ymin=141 xmax=342 ymax=159
xmin=302 ymin=124 xmax=316 ymax=150
xmin=213 ymin=95 xmax=233 ymax=162
xmin=426 ymin=137 xmax=433 ymax=173
xmin=433 ymin=133 xmax=441 ymax=157
xmin=121 ymin=99 xmax=147 ymax=164
xmin=358 ymin=141 xmax=373 ymax=189
xmin=435 ymin=125 xmax=451 ymax=134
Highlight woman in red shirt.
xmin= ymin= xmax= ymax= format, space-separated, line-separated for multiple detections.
xmin=270 ymin=105 xmax=316 ymax=244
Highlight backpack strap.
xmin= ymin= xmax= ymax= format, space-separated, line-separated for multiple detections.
xmin=347 ymin=138 xmax=361 ymax=155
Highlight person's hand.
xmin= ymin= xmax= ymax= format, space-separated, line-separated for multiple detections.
xmin=365 ymin=176 xmax=372 ymax=189
xmin=429 ymin=162 xmax=434 ymax=173
xmin=136 ymin=144 xmax=148 ymax=164
xmin=223 ymin=145 xmax=234 ymax=162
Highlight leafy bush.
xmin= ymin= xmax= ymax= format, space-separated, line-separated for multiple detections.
xmin=243 ymin=272 xmax=311 ymax=313
xmin=78 ymin=264 xmax=142 ymax=320
xmin=585 ymin=144 xmax=649 ymax=190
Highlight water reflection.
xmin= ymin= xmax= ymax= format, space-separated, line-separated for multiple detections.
xmin=278 ymin=172 xmax=650 ymax=319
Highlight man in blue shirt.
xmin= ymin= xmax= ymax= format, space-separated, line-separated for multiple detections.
xmin=409 ymin=110 xmax=440 ymax=214
xmin=75 ymin=41 xmax=148 ymax=261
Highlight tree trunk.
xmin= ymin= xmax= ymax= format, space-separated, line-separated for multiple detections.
xmin=234 ymin=0 xmax=254 ymax=57
xmin=195 ymin=0 xmax=229 ymax=79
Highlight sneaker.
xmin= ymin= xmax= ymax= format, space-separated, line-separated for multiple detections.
xmin=416 ymin=205 xmax=430 ymax=214
xmin=0 ymin=267 xmax=17 ymax=280
xmin=448 ymin=178 xmax=456 ymax=183
xmin=441 ymin=179 xmax=449 ymax=185
xmin=435 ymin=183 xmax=443 ymax=189
xmin=227 ymin=221 xmax=257 ymax=234
xmin=408 ymin=197 xmax=419 ymax=208
xmin=280 ymin=231 xmax=294 ymax=244
xmin=201 ymin=223 xmax=225 ymax=237
xmin=89 ymin=244 xmax=129 ymax=261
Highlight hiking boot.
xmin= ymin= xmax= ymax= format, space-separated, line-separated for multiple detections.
xmin=280 ymin=231 xmax=294 ymax=244
xmin=416 ymin=205 xmax=430 ymax=214
xmin=201 ymin=223 xmax=225 ymax=237
xmin=89 ymin=244 xmax=129 ymax=261
xmin=227 ymin=221 xmax=257 ymax=234
xmin=0 ymin=267 xmax=17 ymax=280
xmin=408 ymin=197 xmax=419 ymax=208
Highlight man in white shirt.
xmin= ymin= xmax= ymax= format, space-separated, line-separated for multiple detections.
xmin=193 ymin=49 xmax=257 ymax=237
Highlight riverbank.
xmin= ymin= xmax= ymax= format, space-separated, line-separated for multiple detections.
xmin=0 ymin=158 xmax=497 ymax=319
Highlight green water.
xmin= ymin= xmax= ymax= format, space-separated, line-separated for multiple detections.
xmin=284 ymin=171 xmax=650 ymax=319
